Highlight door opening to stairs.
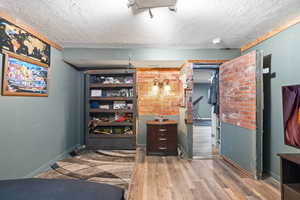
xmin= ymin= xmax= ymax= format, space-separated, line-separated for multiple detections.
xmin=192 ymin=64 xmax=220 ymax=159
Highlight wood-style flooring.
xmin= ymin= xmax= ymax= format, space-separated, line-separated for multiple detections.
xmin=128 ymin=149 xmax=280 ymax=200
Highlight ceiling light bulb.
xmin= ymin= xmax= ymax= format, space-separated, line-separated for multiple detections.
xmin=152 ymin=85 xmax=159 ymax=96
xmin=212 ymin=37 xmax=222 ymax=45
xmin=164 ymin=85 xmax=171 ymax=95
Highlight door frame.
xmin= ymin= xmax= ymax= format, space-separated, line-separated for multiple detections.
xmin=192 ymin=62 xmax=223 ymax=158
xmin=255 ymin=50 xmax=264 ymax=179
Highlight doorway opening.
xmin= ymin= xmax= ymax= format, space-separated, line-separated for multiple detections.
xmin=192 ymin=64 xmax=220 ymax=159
xmin=262 ymin=54 xmax=272 ymax=175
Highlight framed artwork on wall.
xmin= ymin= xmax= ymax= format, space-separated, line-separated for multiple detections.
xmin=179 ymin=74 xmax=185 ymax=107
xmin=0 ymin=17 xmax=51 ymax=65
xmin=282 ymin=84 xmax=300 ymax=149
xmin=2 ymin=51 xmax=50 ymax=97
xmin=184 ymin=88 xmax=193 ymax=123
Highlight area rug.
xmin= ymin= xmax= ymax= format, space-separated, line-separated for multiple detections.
xmin=36 ymin=150 xmax=136 ymax=195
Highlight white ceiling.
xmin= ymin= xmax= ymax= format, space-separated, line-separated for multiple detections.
xmin=1 ymin=0 xmax=300 ymax=49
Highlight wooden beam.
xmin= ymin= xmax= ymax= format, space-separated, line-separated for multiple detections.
xmin=0 ymin=11 xmax=63 ymax=51
xmin=241 ymin=15 xmax=300 ymax=52
xmin=179 ymin=60 xmax=227 ymax=70
xmin=136 ymin=67 xmax=180 ymax=71
xmin=188 ymin=60 xmax=228 ymax=64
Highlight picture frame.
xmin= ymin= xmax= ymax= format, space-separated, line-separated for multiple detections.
xmin=2 ymin=51 xmax=50 ymax=97
xmin=0 ymin=17 xmax=51 ymax=65
xmin=179 ymin=74 xmax=186 ymax=107
xmin=185 ymin=88 xmax=193 ymax=122
xmin=185 ymin=88 xmax=192 ymax=107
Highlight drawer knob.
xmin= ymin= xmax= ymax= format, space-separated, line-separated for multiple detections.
xmin=158 ymin=147 xmax=167 ymax=150
xmin=159 ymin=138 xmax=167 ymax=141
xmin=159 ymin=129 xmax=167 ymax=132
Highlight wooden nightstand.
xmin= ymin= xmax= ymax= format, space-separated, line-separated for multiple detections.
xmin=146 ymin=120 xmax=178 ymax=156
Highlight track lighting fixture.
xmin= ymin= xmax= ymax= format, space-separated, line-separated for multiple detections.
xmin=127 ymin=0 xmax=177 ymax=18
xmin=148 ymin=8 xmax=154 ymax=18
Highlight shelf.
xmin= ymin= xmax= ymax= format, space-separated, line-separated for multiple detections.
xmin=89 ymin=109 xmax=133 ymax=113
xmin=90 ymin=121 xmax=133 ymax=126
xmin=86 ymin=69 xmax=135 ymax=75
xmin=88 ymin=134 xmax=135 ymax=138
xmin=89 ymin=83 xmax=134 ymax=88
xmin=85 ymin=69 xmax=136 ymax=150
xmin=89 ymin=97 xmax=134 ymax=101
xmin=285 ymin=184 xmax=300 ymax=193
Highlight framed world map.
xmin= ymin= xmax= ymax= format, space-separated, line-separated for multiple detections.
xmin=0 ymin=17 xmax=50 ymax=65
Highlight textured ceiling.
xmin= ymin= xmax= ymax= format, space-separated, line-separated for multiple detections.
xmin=1 ymin=0 xmax=300 ymax=49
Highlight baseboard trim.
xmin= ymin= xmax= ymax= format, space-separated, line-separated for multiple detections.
xmin=221 ymin=155 xmax=255 ymax=179
xmin=268 ymin=171 xmax=280 ymax=182
xmin=24 ymin=144 xmax=80 ymax=178
xmin=193 ymin=155 xmax=219 ymax=160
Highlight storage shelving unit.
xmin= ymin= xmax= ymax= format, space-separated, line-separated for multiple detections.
xmin=85 ymin=69 xmax=137 ymax=150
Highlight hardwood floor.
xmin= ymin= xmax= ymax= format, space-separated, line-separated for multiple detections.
xmin=127 ymin=148 xmax=280 ymax=200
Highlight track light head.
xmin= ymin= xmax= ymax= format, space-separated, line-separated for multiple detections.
xmin=149 ymin=8 xmax=154 ymax=18
xmin=168 ymin=6 xmax=177 ymax=12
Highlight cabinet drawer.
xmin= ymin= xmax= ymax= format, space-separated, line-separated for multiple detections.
xmin=146 ymin=121 xmax=178 ymax=156
xmin=157 ymin=131 xmax=168 ymax=138
xmin=157 ymin=142 xmax=168 ymax=151
xmin=157 ymin=136 xmax=168 ymax=142
xmin=157 ymin=127 xmax=169 ymax=132
xmin=283 ymin=184 xmax=300 ymax=200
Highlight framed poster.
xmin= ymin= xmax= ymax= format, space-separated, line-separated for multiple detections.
xmin=0 ymin=17 xmax=50 ymax=65
xmin=2 ymin=52 xmax=49 ymax=97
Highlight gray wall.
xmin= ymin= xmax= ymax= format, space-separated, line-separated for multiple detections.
xmin=220 ymin=123 xmax=256 ymax=173
xmin=178 ymin=107 xmax=193 ymax=158
xmin=245 ymin=22 xmax=300 ymax=180
xmin=193 ymin=83 xmax=211 ymax=118
xmin=0 ymin=48 xmax=83 ymax=179
xmin=219 ymin=51 xmax=263 ymax=178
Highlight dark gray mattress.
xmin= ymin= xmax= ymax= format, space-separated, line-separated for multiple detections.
xmin=0 ymin=178 xmax=124 ymax=200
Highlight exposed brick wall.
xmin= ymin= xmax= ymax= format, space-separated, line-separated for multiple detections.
xmin=180 ymin=63 xmax=193 ymax=122
xmin=219 ymin=51 xmax=257 ymax=130
xmin=137 ymin=69 xmax=180 ymax=116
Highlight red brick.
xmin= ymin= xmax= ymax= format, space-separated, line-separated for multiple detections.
xmin=220 ymin=51 xmax=257 ymax=130
xmin=137 ymin=69 xmax=180 ymax=115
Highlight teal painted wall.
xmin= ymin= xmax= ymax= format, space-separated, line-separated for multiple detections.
xmin=193 ymin=83 xmax=211 ymax=118
xmin=220 ymin=122 xmax=256 ymax=173
xmin=245 ymin=22 xmax=300 ymax=180
xmin=219 ymin=51 xmax=261 ymax=177
xmin=178 ymin=107 xmax=193 ymax=159
xmin=0 ymin=48 xmax=83 ymax=179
